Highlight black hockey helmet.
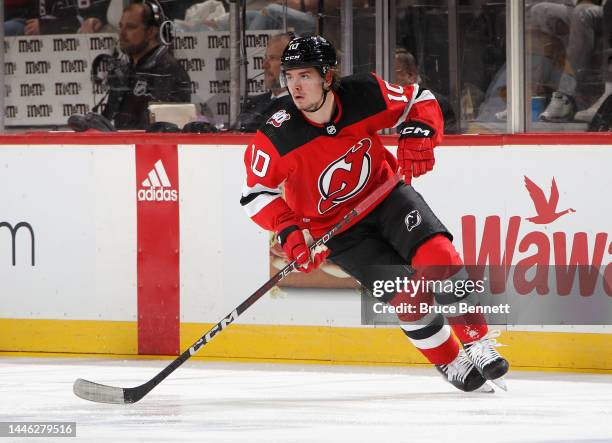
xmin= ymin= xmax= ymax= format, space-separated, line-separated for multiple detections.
xmin=280 ymin=36 xmax=337 ymax=83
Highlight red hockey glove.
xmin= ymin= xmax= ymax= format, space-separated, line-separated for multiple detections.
xmin=279 ymin=227 xmax=329 ymax=273
xmin=398 ymin=121 xmax=436 ymax=184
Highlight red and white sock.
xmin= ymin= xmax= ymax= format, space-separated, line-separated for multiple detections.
xmin=389 ymin=289 xmax=459 ymax=365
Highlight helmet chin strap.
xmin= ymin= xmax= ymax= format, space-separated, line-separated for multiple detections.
xmin=304 ymin=83 xmax=329 ymax=113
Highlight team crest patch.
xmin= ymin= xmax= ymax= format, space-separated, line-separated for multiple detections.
xmin=405 ymin=210 xmax=422 ymax=232
xmin=267 ymin=110 xmax=291 ymax=127
xmin=317 ymin=138 xmax=372 ymax=214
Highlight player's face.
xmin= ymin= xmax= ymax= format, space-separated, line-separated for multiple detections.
xmin=284 ymin=67 xmax=325 ymax=111
xmin=263 ymin=38 xmax=288 ymax=90
xmin=119 ymin=6 xmax=155 ymax=57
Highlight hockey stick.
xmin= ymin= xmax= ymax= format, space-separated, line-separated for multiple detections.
xmin=73 ymin=173 xmax=401 ymax=404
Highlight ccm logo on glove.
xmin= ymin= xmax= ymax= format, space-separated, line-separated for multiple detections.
xmin=397 ymin=120 xmax=436 ymax=184
xmin=400 ymin=124 xmax=432 ymax=137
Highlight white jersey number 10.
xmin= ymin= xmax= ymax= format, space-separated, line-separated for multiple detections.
xmin=384 ymin=81 xmax=409 ymax=103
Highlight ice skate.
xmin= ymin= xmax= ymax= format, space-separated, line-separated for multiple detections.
xmin=539 ymin=92 xmax=575 ymax=122
xmin=436 ymin=349 xmax=493 ymax=393
xmin=464 ymin=330 xmax=509 ymax=391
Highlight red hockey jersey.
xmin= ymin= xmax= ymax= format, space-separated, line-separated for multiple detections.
xmin=241 ymin=72 xmax=443 ymax=238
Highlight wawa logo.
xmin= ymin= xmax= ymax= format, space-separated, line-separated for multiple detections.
xmin=462 ymin=176 xmax=611 ymax=296
xmin=523 ymin=176 xmax=575 ymax=224
xmin=137 ymin=160 xmax=178 ymax=202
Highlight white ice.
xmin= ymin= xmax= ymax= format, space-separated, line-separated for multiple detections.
xmin=1 ymin=357 xmax=611 ymax=443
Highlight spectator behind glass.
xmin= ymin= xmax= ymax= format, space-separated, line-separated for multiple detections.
xmin=200 ymin=0 xmax=331 ymax=36
xmin=579 ymin=0 xmax=612 ymax=124
xmin=248 ymin=1 xmax=318 ymax=35
xmin=151 ymin=0 xmax=203 ymax=21
xmin=530 ymin=0 xmax=605 ymax=123
xmin=476 ymin=0 xmax=600 ymax=124
xmin=234 ymin=32 xmax=293 ymax=132
xmin=101 ymin=1 xmax=191 ymax=130
xmin=6 ymin=0 xmax=114 ymax=35
xmin=4 ymin=0 xmax=32 ymax=35
xmin=395 ymin=48 xmax=457 ymax=134
xmin=77 ymin=0 xmax=118 ymax=33
xmin=173 ymin=0 xmax=227 ymax=32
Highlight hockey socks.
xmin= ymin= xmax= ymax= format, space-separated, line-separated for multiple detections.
xmin=389 ymin=286 xmax=460 ymax=365
xmin=399 ymin=319 xmax=459 ymax=365
xmin=411 ymin=234 xmax=494 ymax=348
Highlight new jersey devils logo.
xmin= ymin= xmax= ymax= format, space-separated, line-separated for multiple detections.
xmin=317 ymin=138 xmax=372 ymax=214
xmin=405 ymin=210 xmax=422 ymax=232
xmin=267 ymin=109 xmax=291 ymax=127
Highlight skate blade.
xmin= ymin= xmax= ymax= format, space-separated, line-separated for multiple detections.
xmin=489 ymin=377 xmax=507 ymax=391
xmin=475 ymin=383 xmax=495 ymax=393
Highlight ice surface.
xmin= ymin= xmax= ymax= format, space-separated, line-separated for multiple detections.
xmin=1 ymin=357 xmax=611 ymax=442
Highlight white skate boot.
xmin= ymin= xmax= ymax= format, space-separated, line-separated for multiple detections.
xmin=435 ymin=350 xmax=493 ymax=393
xmin=463 ymin=330 xmax=509 ymax=391
xmin=539 ymin=91 xmax=575 ymax=122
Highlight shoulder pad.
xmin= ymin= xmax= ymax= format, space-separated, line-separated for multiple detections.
xmin=334 ymin=73 xmax=388 ymax=125
xmin=259 ymin=98 xmax=321 ymax=156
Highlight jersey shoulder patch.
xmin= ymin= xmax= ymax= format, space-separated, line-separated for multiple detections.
xmin=259 ymin=97 xmax=322 ymax=157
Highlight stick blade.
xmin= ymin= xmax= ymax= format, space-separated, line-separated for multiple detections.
xmin=73 ymin=378 xmax=130 ymax=404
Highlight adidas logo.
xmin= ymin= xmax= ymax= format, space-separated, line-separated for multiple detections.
xmin=137 ymin=159 xmax=178 ymax=202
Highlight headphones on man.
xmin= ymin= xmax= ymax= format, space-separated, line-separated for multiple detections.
xmin=90 ymin=1 xmax=174 ymax=88
xmin=141 ymin=0 xmax=174 ymax=46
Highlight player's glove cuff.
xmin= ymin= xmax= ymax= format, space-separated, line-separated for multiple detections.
xmin=398 ymin=120 xmax=436 ymax=182
xmin=398 ymin=120 xmax=436 ymax=142
xmin=277 ymin=225 xmax=301 ymax=247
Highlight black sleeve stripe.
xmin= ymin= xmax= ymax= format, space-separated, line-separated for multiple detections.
xmin=240 ymin=190 xmax=281 ymax=207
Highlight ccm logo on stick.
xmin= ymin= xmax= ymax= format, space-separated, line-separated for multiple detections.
xmin=189 ymin=310 xmax=239 ymax=355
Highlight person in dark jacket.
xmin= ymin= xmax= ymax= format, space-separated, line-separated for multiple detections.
xmin=102 ymin=1 xmax=191 ymax=129
xmin=234 ymin=32 xmax=293 ymax=132
xmin=15 ymin=0 xmax=112 ymax=35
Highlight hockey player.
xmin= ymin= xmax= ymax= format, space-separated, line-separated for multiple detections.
xmin=240 ymin=35 xmax=509 ymax=392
